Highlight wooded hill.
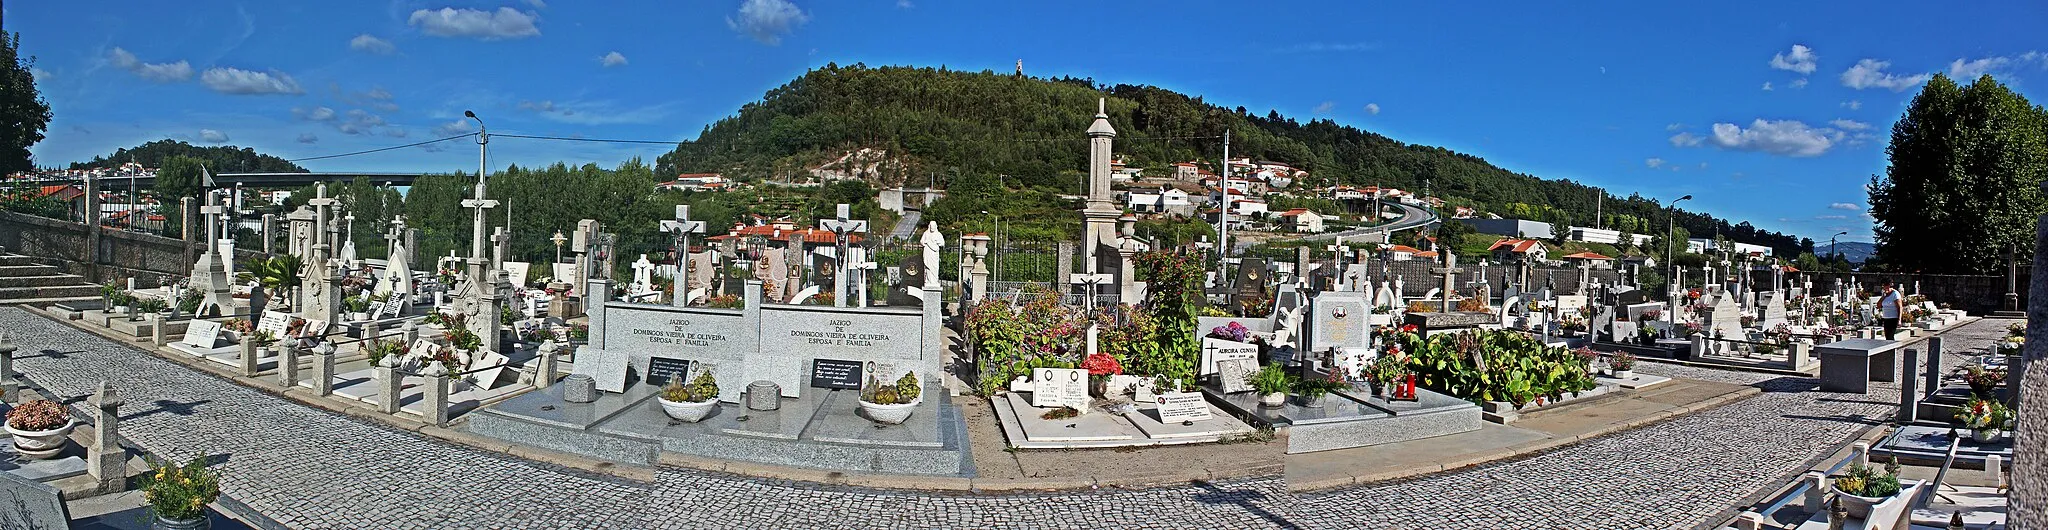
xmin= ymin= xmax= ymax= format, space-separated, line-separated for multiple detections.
xmin=658 ymin=63 xmax=1810 ymax=255
xmin=70 ymin=139 xmax=306 ymax=174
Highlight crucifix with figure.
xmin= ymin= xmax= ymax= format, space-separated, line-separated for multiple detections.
xmin=819 ymin=204 xmax=870 ymax=308
xmin=660 ymin=205 xmax=706 ymax=307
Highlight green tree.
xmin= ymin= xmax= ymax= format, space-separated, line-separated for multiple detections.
xmin=0 ymin=33 xmax=50 ymax=174
xmin=154 ymin=156 xmax=206 ymax=204
xmin=1869 ymin=74 xmax=2048 ymax=273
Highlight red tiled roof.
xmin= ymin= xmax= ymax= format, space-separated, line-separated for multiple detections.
xmin=1561 ymin=252 xmax=1612 ymax=260
xmin=1278 ymin=208 xmax=1310 ymax=217
xmin=1387 ymin=245 xmax=1426 ymax=254
xmin=1488 ymin=238 xmax=1542 ymax=253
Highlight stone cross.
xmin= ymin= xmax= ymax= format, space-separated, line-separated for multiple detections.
xmin=491 ymin=226 xmax=511 ymax=275
xmin=659 ymin=205 xmax=706 ymax=307
xmin=1433 ymin=250 xmax=1461 ymax=312
xmin=818 ymin=204 xmax=869 ymax=308
xmin=630 ymin=254 xmax=658 ymax=300
xmin=1326 ymin=237 xmax=1348 ymax=291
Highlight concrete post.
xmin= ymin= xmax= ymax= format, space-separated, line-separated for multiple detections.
xmin=1986 ymin=454 xmax=2003 ymax=484
xmin=1802 ymin=471 xmax=1827 ymax=513
xmin=1690 ymin=334 xmax=1706 ymax=360
xmin=274 ymin=342 xmax=296 ymax=387
xmin=420 ymin=361 xmax=450 ymax=426
xmin=373 ymin=354 xmax=402 ymax=414
xmin=1925 ymin=337 xmax=1943 ymax=399
xmin=310 ymin=342 xmax=335 ymax=396
xmin=1732 ymin=512 xmax=1764 ymax=530
xmin=83 ymin=176 xmax=101 ymax=279
xmin=1851 ymin=441 xmax=1870 ymax=469
xmin=1899 ymin=348 xmax=1919 ymax=423
xmin=1789 ymin=339 xmax=1812 ymax=370
xmin=535 ymin=341 xmax=559 ymax=389
xmin=0 ymin=333 xmax=17 ymax=403
xmin=239 ymin=337 xmax=261 ymax=377
xmin=151 ymin=313 xmax=168 ymax=347
xmin=85 ymin=382 xmax=125 ymax=491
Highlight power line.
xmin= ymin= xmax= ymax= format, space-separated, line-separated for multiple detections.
xmin=287 ymin=133 xmax=478 ymax=162
xmin=494 ymin=133 xmax=686 ymax=145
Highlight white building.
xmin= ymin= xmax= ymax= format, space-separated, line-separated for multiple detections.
xmin=1568 ymin=226 xmax=1654 ymax=247
xmin=1125 ymin=187 xmax=1193 ymax=215
xmin=1686 ymin=238 xmax=1773 ymax=256
xmin=1277 ymin=208 xmax=1325 ymax=233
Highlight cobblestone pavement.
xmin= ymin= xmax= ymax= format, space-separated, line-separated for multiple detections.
xmin=0 ymin=307 xmax=2012 ymax=529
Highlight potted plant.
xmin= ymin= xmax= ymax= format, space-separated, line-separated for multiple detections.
xmin=1251 ymin=363 xmax=1291 ymax=407
xmin=5 ymin=400 xmax=74 ymax=459
xmin=568 ymin=323 xmax=589 ymax=343
xmin=857 ymin=372 xmax=921 ymax=424
xmin=1363 ymin=354 xmax=1411 ymax=397
xmin=656 ymin=371 xmax=720 ymax=422
xmin=1291 ymin=370 xmax=1347 ymax=408
xmin=137 ymin=297 xmax=169 ymax=316
xmin=220 ymin=318 xmax=251 ymax=342
xmin=362 ymin=338 xmax=408 ymax=368
xmin=1963 ymin=365 xmax=2005 ymax=399
xmin=341 ymin=296 xmax=370 ymax=322
xmin=1608 ymin=351 xmax=1637 ymax=380
xmin=1829 ymin=458 xmax=1904 ymax=519
xmin=1082 ymin=352 xmax=1122 ymax=397
xmin=140 ymin=457 xmax=222 ymax=530
xmin=1961 ymin=398 xmax=2012 ymax=443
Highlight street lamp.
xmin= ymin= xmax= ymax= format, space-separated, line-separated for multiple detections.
xmin=1828 ymin=231 xmax=1848 ymax=265
xmin=1665 ymin=194 xmax=1692 ymax=297
xmin=464 ymin=110 xmax=489 ymax=262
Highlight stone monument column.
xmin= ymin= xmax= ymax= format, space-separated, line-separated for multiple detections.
xmin=1079 ymin=99 xmax=1122 ymax=303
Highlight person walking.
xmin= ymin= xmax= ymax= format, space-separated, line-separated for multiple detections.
xmin=1877 ymin=280 xmax=1901 ymax=340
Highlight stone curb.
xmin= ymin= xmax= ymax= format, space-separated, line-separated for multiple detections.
xmin=1287 ymin=384 xmax=1763 ymax=493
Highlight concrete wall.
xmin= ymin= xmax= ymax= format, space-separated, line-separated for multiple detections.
xmin=0 ymin=210 xmax=264 ymax=286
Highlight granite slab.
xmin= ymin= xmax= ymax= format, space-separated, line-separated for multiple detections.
xmin=998 ymin=393 xmax=1134 ymax=442
xmin=0 ymin=443 xmax=86 ymax=482
xmin=1597 ymin=373 xmax=1671 ymax=390
xmin=719 ymin=389 xmax=828 ymax=441
xmin=809 ymin=387 xmax=946 ymax=448
xmin=477 ymin=383 xmax=658 ymax=430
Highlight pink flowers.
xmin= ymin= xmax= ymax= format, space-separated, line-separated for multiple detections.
xmin=1208 ymin=321 xmax=1251 ymax=342
xmin=1082 ymin=352 xmax=1123 ymax=377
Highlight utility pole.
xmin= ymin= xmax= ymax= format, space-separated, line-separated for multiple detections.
xmin=1218 ymin=129 xmax=1230 ymax=263
xmin=1666 ymin=194 xmax=1692 ymax=297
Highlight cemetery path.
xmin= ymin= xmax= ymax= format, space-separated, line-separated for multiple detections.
xmin=0 ymin=307 xmax=2006 ymax=529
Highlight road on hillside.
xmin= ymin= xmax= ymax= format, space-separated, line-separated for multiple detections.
xmin=888 ymin=210 xmax=923 ymax=242
xmin=1299 ymin=200 xmax=1438 ymax=243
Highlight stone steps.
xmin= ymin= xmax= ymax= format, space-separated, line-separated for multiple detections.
xmin=0 ymin=254 xmax=103 ymax=304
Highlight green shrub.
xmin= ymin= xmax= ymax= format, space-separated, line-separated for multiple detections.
xmin=1390 ymin=328 xmax=1597 ymax=407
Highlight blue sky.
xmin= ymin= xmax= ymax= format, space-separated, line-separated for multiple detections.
xmin=13 ymin=1 xmax=2047 ymax=244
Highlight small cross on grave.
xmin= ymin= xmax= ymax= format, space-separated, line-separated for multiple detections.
xmin=817 ymin=203 xmax=869 ymax=308
xmin=1431 ymin=250 xmax=1463 ymax=312
xmin=659 ymin=205 xmax=706 ymax=307
xmin=1326 ymin=236 xmax=1350 ymax=291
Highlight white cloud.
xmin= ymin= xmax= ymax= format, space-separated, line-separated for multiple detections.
xmin=29 ymin=68 xmax=50 ymax=81
xmin=349 ymin=34 xmax=395 ymax=54
xmin=727 ymin=0 xmax=809 ymax=45
xmin=409 ymin=7 xmax=540 ymax=40
xmin=293 ymin=106 xmax=337 ymax=121
xmin=1761 ymin=81 xmax=1773 ymax=91
xmin=335 ymin=109 xmax=387 ymax=135
xmin=1816 ymin=215 xmax=1848 ymax=220
xmin=1312 ymin=101 xmax=1335 ymax=114
xmin=200 ymin=67 xmax=303 ymax=95
xmin=297 ymin=133 xmax=318 ymax=144
xmin=1828 ymin=118 xmax=1871 ymax=131
xmin=1645 ymin=157 xmax=1666 ymax=168
xmin=1699 ymin=162 xmax=1708 ymax=170
xmin=1668 ymin=132 xmax=1704 ymax=147
xmin=1949 ymin=56 xmax=2012 ymax=79
xmin=198 ymin=129 xmax=230 ymax=143
xmin=1769 ymin=44 xmax=1818 ymax=74
xmin=384 ymin=127 xmax=409 ymax=138
xmin=1704 ymin=119 xmax=1835 ymax=157
xmin=514 ymin=98 xmax=676 ymax=125
xmin=525 ymin=0 xmax=548 ymax=7
xmin=1829 ymin=202 xmax=1862 ymax=211
xmin=1790 ymin=78 xmax=1808 ymax=89
xmin=518 ymin=100 xmax=557 ymax=112
xmin=1841 ymin=100 xmax=1862 ymax=110
xmin=1841 ymin=59 xmax=1931 ymax=91
xmin=432 ymin=120 xmax=473 ymax=136
xmin=896 ymin=0 xmax=912 ymax=7
xmin=1363 ymin=103 xmax=1380 ymax=115
xmin=1665 ymin=123 xmax=1684 ymax=131
xmin=599 ymin=51 xmax=628 ymax=67
xmin=107 ymin=47 xmax=192 ymax=82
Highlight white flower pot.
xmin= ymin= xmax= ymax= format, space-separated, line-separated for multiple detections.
xmin=1259 ymin=392 xmax=1287 ymax=407
xmin=857 ymin=398 xmax=919 ymax=424
xmin=657 ymin=397 xmax=717 ymax=423
xmin=6 ymin=421 xmax=75 ymax=459
xmin=1828 ymin=482 xmax=1899 ymax=520
xmin=1972 ymin=429 xmax=2002 ymax=444
xmin=1611 ymin=369 xmax=1633 ymax=380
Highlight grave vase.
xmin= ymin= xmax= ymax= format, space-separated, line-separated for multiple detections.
xmin=1259 ymin=392 xmax=1286 ymax=407
xmin=658 ymin=397 xmax=718 ymax=423
xmin=153 ymin=514 xmax=210 ymax=530
xmin=1972 ymin=429 xmax=2002 ymax=444
xmin=6 ymin=420 xmax=75 ymax=460
xmin=857 ymin=397 xmax=919 ymax=425
xmin=1297 ymin=393 xmax=1328 ymax=408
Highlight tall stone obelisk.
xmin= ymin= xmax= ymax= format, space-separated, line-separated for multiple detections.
xmin=1081 ymin=99 xmax=1121 ymax=302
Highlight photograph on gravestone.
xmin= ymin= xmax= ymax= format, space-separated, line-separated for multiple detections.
xmin=809 ymin=358 xmax=866 ymax=390
xmin=644 ymin=356 xmax=692 ymax=386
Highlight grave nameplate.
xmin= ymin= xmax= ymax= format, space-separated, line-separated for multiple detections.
xmin=645 ymin=356 xmax=693 ymax=386
xmin=298 ymin=319 xmax=330 ymax=340
xmin=1217 ymin=358 xmax=1256 ymax=394
xmin=573 ymin=348 xmax=632 ymax=393
xmin=809 ymin=358 xmax=865 ymax=390
xmin=1200 ymin=337 xmax=1259 ymax=376
xmin=1155 ymin=391 xmax=1213 ymax=422
xmin=503 ymin=262 xmax=531 ymax=287
xmin=1031 ymin=368 xmax=1089 ymax=410
xmin=255 ymin=312 xmax=291 ymax=337
xmin=375 ymin=298 xmax=402 ymax=319
xmin=182 ymin=320 xmax=223 ymax=349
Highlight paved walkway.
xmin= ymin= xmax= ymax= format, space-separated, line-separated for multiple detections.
xmin=0 ymin=307 xmax=2006 ymax=529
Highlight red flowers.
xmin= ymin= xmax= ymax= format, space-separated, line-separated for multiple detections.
xmin=1082 ymin=352 xmax=1123 ymax=377
xmin=1400 ymin=324 xmax=1419 ymax=333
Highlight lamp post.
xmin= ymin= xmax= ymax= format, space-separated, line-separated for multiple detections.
xmin=1665 ymin=194 xmax=1692 ymax=298
xmin=1828 ymin=231 xmax=1848 ymax=265
xmin=464 ymin=110 xmax=489 ymax=262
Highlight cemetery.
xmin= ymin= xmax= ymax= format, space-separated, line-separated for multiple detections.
xmin=0 ymin=100 xmax=2027 ymax=528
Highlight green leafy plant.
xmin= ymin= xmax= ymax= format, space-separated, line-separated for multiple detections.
xmin=140 ymin=458 xmax=222 ymax=522
xmin=1133 ymin=250 xmax=1202 ymax=388
xmin=861 ymin=372 xmax=918 ymax=405
xmin=1608 ymin=351 xmax=1637 ymax=372
xmin=501 ymin=304 xmax=519 ymax=324
xmin=1964 ymin=365 xmax=2006 ymax=398
xmin=1962 ymin=398 xmax=2012 ymax=431
xmin=1390 ymin=328 xmax=1598 ymax=407
xmin=243 ymin=255 xmax=304 ymax=298
xmin=662 ymin=370 xmax=720 ymax=403
xmin=249 ymin=329 xmax=277 ymax=345
xmin=1250 ymin=363 xmax=1292 ymax=395
xmin=136 ymin=297 xmax=168 ymax=314
xmin=1832 ymin=458 xmax=1902 ymax=499
xmin=1291 ymin=372 xmax=1348 ymax=400
xmin=422 ymin=311 xmax=447 ymax=326
xmin=177 ymin=288 xmax=203 ymax=314
xmin=444 ymin=326 xmax=482 ymax=352
xmin=363 ymin=338 xmax=408 ymax=367
xmin=341 ymin=295 xmax=369 ymax=313
xmin=894 ymin=371 xmax=921 ymax=402
xmin=1040 ymin=407 xmax=1078 ymax=420
xmin=568 ymin=323 xmax=589 ymax=340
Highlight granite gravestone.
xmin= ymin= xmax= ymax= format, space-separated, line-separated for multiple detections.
xmin=1200 ymin=337 xmax=1259 ymax=376
xmin=572 ymin=347 xmax=633 ymax=393
xmin=645 ymin=356 xmax=692 ymax=386
xmin=1216 ymin=359 xmax=1256 ymax=393
xmin=1031 ymin=367 xmax=1089 ymax=410
xmin=1304 ymin=291 xmax=1370 ymax=354
xmin=809 ymin=358 xmax=864 ymax=390
xmin=886 ymin=254 xmax=927 ymax=307
xmin=255 ymin=312 xmax=292 ymax=337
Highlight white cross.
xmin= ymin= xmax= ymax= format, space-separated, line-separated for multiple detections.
xmin=660 ymin=205 xmax=705 ymax=307
xmin=818 ymin=204 xmax=869 ymax=307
